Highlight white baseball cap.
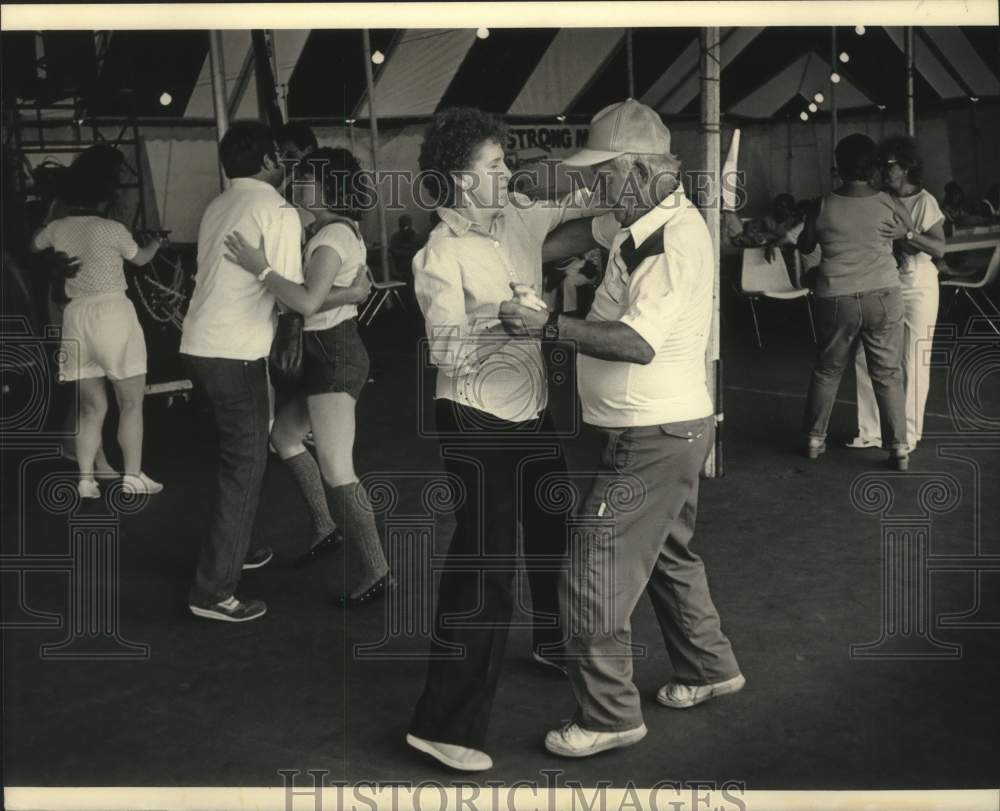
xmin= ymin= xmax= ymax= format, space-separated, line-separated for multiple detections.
xmin=562 ymin=98 xmax=673 ymax=167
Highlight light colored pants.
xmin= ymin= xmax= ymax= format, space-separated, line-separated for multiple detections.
xmin=855 ymin=283 xmax=939 ymax=448
xmin=561 ymin=418 xmax=740 ymax=732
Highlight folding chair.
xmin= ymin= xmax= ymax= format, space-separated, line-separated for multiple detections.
xmin=357 ymin=271 xmax=408 ymax=327
xmin=940 ymin=232 xmax=1000 ymax=336
xmin=737 ymin=247 xmax=816 ymax=349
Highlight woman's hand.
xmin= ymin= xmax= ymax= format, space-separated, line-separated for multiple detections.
xmin=878 ymin=212 xmax=913 ymax=241
xmin=223 ymin=231 xmax=269 ymax=276
xmin=346 ymin=265 xmax=373 ymax=303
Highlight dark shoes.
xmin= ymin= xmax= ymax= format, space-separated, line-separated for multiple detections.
xmin=336 ymin=573 xmax=394 ymax=608
xmin=293 ymin=529 xmax=344 ymax=568
xmin=189 ymin=596 xmax=267 ymax=623
xmin=242 ymin=547 xmax=274 ymax=570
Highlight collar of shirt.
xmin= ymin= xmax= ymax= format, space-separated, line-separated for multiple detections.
xmin=437 ymin=205 xmax=505 ymax=238
xmin=622 ymin=187 xmax=689 ymax=250
xmin=229 ymin=177 xmax=277 ymax=193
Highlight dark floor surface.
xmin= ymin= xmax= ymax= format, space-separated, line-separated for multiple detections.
xmin=3 ymin=285 xmax=999 ymax=789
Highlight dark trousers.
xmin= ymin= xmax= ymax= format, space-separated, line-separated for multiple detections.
xmin=409 ymin=399 xmax=567 ymax=749
xmin=803 ymin=286 xmax=907 ymax=450
xmin=183 ymin=355 xmax=270 ymax=607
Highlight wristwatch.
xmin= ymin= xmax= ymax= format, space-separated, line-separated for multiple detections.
xmin=905 ymin=230 xmax=915 ymax=241
xmin=257 ymin=266 xmax=273 ymax=282
xmin=542 ymin=310 xmax=560 ymax=341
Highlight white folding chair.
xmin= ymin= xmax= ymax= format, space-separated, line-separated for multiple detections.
xmin=940 ymin=233 xmax=1000 ymax=336
xmin=357 ymin=272 xmax=408 ymax=328
xmin=738 ymin=247 xmax=815 ymax=348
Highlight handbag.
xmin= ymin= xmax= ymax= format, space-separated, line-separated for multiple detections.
xmin=268 ymin=309 xmax=305 ymax=391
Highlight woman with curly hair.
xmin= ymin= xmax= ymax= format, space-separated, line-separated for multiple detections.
xmin=223 ymin=147 xmax=390 ymax=606
xmin=403 ymin=107 xmax=587 ymax=772
xmin=32 ymin=144 xmax=165 ymax=497
xmin=849 ymin=135 xmax=946 ymax=453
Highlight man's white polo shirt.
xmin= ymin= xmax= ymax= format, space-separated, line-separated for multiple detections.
xmin=578 ymin=190 xmax=715 ymax=428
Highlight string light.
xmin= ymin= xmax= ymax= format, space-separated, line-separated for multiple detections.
xmin=855 ymin=25 xmax=866 ymax=35
xmin=800 ymin=111 xmax=809 ymax=122
xmin=159 ymin=92 xmax=172 ymax=106
xmin=814 ymin=92 xmax=825 ymax=103
xmin=371 ymin=50 xmax=385 ymax=65
xmin=345 ymin=118 xmax=356 ymax=125
xmin=556 ymin=114 xmax=566 ymax=123
xmin=831 ymin=72 xmax=842 ymax=84
xmin=808 ymin=103 xmax=818 ymax=113
xmin=839 ymin=51 xmax=850 ymax=63
xmin=476 ymin=28 xmax=490 ymax=39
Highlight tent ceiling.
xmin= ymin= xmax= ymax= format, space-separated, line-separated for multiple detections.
xmin=4 ymin=26 xmax=997 ymax=123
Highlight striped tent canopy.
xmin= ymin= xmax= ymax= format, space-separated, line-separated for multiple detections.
xmin=4 ymin=26 xmax=997 ymax=123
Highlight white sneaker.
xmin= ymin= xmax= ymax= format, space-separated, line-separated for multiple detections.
xmin=656 ymin=673 xmax=746 ymax=709
xmin=122 ymin=472 xmax=164 ymax=495
xmin=846 ymin=436 xmax=881 ymax=449
xmin=77 ymin=479 xmax=100 ymax=499
xmin=544 ymin=722 xmax=647 ymax=758
xmin=405 ymin=734 xmax=492 ymax=772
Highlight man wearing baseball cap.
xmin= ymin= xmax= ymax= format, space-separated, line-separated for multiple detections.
xmin=501 ymin=98 xmax=744 ymax=758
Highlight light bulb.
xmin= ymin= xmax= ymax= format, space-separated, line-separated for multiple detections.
xmin=800 ymin=112 xmax=809 ymax=122
xmin=831 ymin=72 xmax=841 ymax=84
xmin=371 ymin=50 xmax=385 ymax=65
xmin=476 ymin=27 xmax=490 ymax=39
xmin=855 ymin=25 xmax=866 ymax=35
xmin=159 ymin=92 xmax=172 ymax=106
xmin=814 ymin=92 xmax=824 ymax=103
xmin=556 ymin=114 xmax=566 ymax=123
xmin=808 ymin=103 xmax=818 ymax=113
xmin=839 ymin=51 xmax=850 ymax=63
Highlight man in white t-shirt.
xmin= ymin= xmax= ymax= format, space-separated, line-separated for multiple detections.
xmin=181 ymin=122 xmax=304 ymax=623
xmin=500 ymin=100 xmax=743 ymax=759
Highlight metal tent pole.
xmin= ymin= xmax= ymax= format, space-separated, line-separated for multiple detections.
xmin=208 ymin=30 xmax=230 ymax=191
xmin=361 ymin=29 xmax=391 ymax=284
xmin=700 ymin=26 xmax=722 ymax=478
xmin=905 ymin=27 xmax=916 ymax=136
xmin=830 ymin=27 xmax=838 ymax=179
xmin=626 ymin=29 xmax=635 ymax=98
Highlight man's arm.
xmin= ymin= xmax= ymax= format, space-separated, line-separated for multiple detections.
xmin=542 ymin=218 xmax=599 ymax=264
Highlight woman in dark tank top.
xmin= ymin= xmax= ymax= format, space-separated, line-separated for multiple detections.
xmin=797 ymin=133 xmax=909 ymax=470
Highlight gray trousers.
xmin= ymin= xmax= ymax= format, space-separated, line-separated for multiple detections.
xmin=561 ymin=416 xmax=740 ymax=732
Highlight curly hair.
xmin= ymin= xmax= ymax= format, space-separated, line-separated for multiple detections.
xmin=879 ymin=135 xmax=923 ymax=185
xmin=296 ymin=146 xmax=367 ymax=221
xmin=418 ymin=107 xmax=509 ymax=209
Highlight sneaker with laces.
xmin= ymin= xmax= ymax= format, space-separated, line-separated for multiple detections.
xmin=406 ymin=733 xmax=492 ymax=772
xmin=242 ymin=548 xmax=274 ymax=570
xmin=656 ymin=673 xmax=746 ymax=709
xmin=189 ymin=596 xmax=267 ymax=623
xmin=122 ymin=472 xmax=164 ymax=495
xmin=544 ymin=722 xmax=647 ymax=758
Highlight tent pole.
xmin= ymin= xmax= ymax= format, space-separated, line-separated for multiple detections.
xmin=208 ymin=30 xmax=229 ymax=191
xmin=830 ymin=27 xmax=838 ymax=183
xmin=905 ymin=27 xmax=916 ymax=136
xmin=626 ymin=29 xmax=635 ymax=98
xmin=700 ymin=26 xmax=722 ymax=479
xmin=362 ymin=29 xmax=391 ymax=284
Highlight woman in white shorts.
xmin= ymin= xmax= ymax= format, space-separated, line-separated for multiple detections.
xmin=32 ymin=145 xmax=165 ymax=498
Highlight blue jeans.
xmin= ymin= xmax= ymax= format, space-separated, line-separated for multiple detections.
xmin=803 ymin=287 xmax=907 ymax=450
xmin=183 ymin=355 xmax=270 ymax=607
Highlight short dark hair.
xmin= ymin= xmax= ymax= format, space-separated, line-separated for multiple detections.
xmin=220 ymin=121 xmax=277 ymax=179
xmin=834 ymin=133 xmax=879 ymax=183
xmin=418 ymin=107 xmax=509 ymax=209
xmin=63 ymin=144 xmax=124 ymax=208
xmin=297 ymin=147 xmax=366 ymax=220
xmin=276 ymin=122 xmax=318 ymax=156
xmin=879 ymin=134 xmax=923 ymax=185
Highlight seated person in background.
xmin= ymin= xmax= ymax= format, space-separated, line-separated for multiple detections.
xmin=941 ymin=181 xmax=966 ymax=236
xmin=979 ymin=183 xmax=1000 ymax=220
